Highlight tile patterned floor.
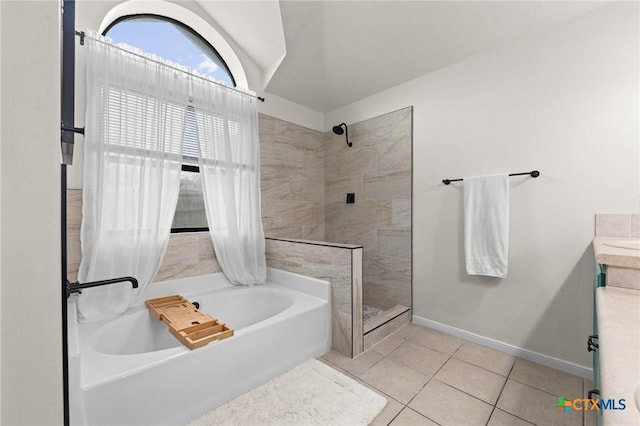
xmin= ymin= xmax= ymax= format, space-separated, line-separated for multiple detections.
xmin=319 ymin=323 xmax=595 ymax=426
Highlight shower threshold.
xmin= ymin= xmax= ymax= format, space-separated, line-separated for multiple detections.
xmin=363 ymin=305 xmax=410 ymax=334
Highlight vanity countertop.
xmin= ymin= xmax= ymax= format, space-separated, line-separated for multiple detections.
xmin=595 ymin=286 xmax=640 ymax=425
xmin=593 ymin=236 xmax=640 ymax=269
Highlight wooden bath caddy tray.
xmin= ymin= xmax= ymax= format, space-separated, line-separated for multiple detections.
xmin=145 ymin=295 xmax=233 ymax=349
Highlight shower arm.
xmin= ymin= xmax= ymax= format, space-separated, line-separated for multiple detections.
xmin=67 ymin=276 xmax=139 ymax=297
xmin=344 ymin=125 xmax=352 ymax=147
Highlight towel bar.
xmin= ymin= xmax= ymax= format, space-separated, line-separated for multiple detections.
xmin=442 ymin=170 xmax=540 ymax=185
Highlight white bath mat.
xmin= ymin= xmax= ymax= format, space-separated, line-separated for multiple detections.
xmin=187 ymin=359 xmax=387 ymax=426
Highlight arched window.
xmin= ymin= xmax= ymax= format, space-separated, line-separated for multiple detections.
xmin=103 ymin=15 xmax=234 ymax=232
xmin=104 ymin=15 xmax=235 ymax=87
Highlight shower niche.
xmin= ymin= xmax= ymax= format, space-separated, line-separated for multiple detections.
xmin=325 ymin=107 xmax=412 ymax=349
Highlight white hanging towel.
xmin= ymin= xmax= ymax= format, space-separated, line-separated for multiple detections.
xmin=463 ymin=174 xmax=510 ymax=278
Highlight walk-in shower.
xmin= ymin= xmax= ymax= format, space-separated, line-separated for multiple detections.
xmin=332 ymin=123 xmax=352 ymax=147
xmin=326 ymin=108 xmax=413 ymax=350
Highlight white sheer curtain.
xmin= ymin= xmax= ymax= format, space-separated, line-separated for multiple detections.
xmin=77 ymin=33 xmax=187 ymax=322
xmin=190 ymin=78 xmax=267 ymax=285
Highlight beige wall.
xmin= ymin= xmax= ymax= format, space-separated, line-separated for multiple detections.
xmin=324 ymin=108 xmax=412 ymax=311
xmin=0 ymin=1 xmax=63 ymax=424
xmin=325 ymin=2 xmax=639 ymax=368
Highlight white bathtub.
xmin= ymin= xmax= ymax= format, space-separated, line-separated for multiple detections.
xmin=68 ymin=268 xmax=331 ymax=426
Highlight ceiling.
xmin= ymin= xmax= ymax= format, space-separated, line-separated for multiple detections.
xmin=264 ymin=1 xmax=609 ymax=112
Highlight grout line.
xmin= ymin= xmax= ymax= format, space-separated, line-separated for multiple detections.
xmin=385 ymin=406 xmax=405 ymax=425
xmin=485 ymin=362 xmax=515 ymax=425
xmin=506 ymin=376 xmax=575 ymax=399
xmin=490 ymin=408 xmax=537 ymax=426
xmin=404 ymin=345 xmax=455 ymax=407
xmin=450 ymin=353 xmax=513 ymax=378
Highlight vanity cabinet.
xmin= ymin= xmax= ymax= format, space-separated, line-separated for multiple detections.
xmin=591 ymin=226 xmax=640 ymax=426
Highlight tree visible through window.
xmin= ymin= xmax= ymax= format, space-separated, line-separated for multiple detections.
xmin=104 ymin=15 xmax=236 ymax=232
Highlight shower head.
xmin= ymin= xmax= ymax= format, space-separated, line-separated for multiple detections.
xmin=332 ymin=123 xmax=352 ymax=147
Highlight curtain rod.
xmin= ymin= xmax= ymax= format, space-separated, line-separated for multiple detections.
xmin=442 ymin=170 xmax=540 ymax=185
xmin=75 ymin=31 xmax=265 ymax=103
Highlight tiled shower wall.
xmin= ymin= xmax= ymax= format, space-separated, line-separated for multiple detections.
xmin=259 ymin=114 xmax=325 ymax=240
xmin=324 ymin=108 xmax=412 ymax=311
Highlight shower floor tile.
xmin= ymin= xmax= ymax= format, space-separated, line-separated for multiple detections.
xmin=363 ymin=305 xmax=384 ymax=322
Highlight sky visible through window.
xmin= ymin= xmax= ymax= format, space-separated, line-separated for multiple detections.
xmin=105 ymin=18 xmax=234 ymax=87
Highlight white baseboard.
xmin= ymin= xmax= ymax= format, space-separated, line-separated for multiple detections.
xmin=412 ymin=315 xmax=593 ymax=380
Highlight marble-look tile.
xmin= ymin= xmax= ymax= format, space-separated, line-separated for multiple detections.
xmin=67 ymin=230 xmax=81 ymax=282
xmin=362 ymin=170 xmax=411 ymax=201
xmin=348 ymin=111 xmax=393 ymax=138
xmin=260 ymin=138 xmax=304 ymax=168
xmin=377 ymin=228 xmax=411 ymax=259
xmin=346 ymin=200 xmax=393 ymax=228
xmin=274 ymin=200 xmax=322 ymax=227
xmin=410 ymin=327 xmax=464 ymax=355
xmin=260 ymin=115 xmax=324 ymax=241
xmin=325 ymin=174 xmax=363 ymax=203
xmin=363 ymin=280 xmax=411 ymax=311
xmin=434 ymin=358 xmax=507 ymax=404
xmin=352 ymin=248 xmax=363 ymax=356
xmin=332 ymin=311 xmax=352 ymax=357
xmin=366 ymin=255 xmax=411 ymax=284
xmin=409 ymin=379 xmax=493 ymax=426
xmin=325 ymin=202 xmax=347 ymax=226
xmin=67 ymin=189 xmax=82 ymax=230
xmin=391 ymin=108 xmax=412 ymax=139
xmin=487 ymin=409 xmax=534 ymax=426
xmin=257 ymin=113 xmax=275 ymax=133
xmin=509 ymin=358 xmax=583 ymax=398
xmin=359 ymin=357 xmax=429 ymax=403
xmin=263 ymin=226 xmax=302 ymax=239
xmin=453 ymin=341 xmax=515 ymax=376
xmin=299 ymin=224 xmax=324 ymax=241
xmin=265 ymin=239 xmax=358 ymax=356
xmin=595 ymin=214 xmax=631 ymax=237
xmin=391 ymin=199 xmax=411 ymax=227
xmin=497 ymin=380 xmax=582 ymax=426
xmin=323 ymin=110 xmax=412 ymax=338
xmin=387 ymin=341 xmax=449 ymax=376
xmin=322 ymin=349 xmax=382 ymax=376
xmin=337 ymin=146 xmax=379 ymax=176
xmin=364 ymin=310 xmax=411 ymax=350
xmin=155 ymin=232 xmax=221 ymax=282
xmin=66 ymin=190 xmax=83 ymax=281
xmin=390 ymin=408 xmax=438 ymax=426
xmin=606 ymin=266 xmax=640 ymax=290
xmin=376 ymin=132 xmax=411 ymax=173
xmin=342 ymin=226 xmax=378 ymax=253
